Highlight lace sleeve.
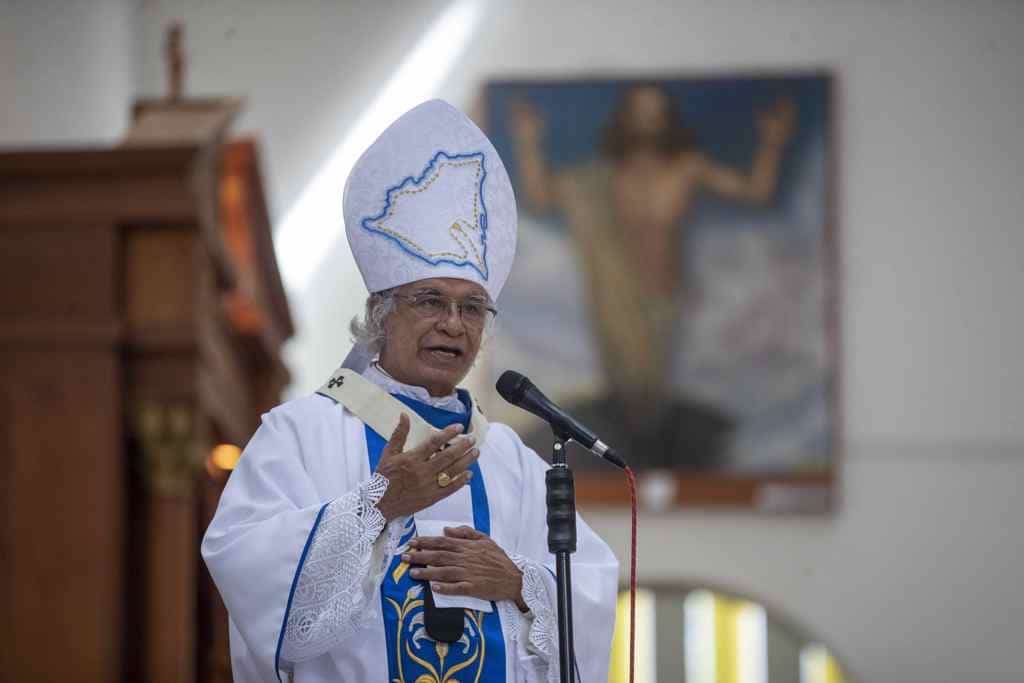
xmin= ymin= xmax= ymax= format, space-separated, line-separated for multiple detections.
xmin=502 ymin=553 xmax=560 ymax=683
xmin=280 ymin=473 xmax=399 ymax=663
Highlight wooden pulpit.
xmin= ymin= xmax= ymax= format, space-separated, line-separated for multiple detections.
xmin=0 ymin=99 xmax=292 ymax=682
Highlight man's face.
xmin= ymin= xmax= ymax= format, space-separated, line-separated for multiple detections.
xmin=378 ymin=277 xmax=490 ymax=397
xmin=624 ymin=86 xmax=671 ymax=137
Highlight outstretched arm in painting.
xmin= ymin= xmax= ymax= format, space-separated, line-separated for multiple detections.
xmin=510 ymin=100 xmax=560 ymax=213
xmin=696 ymin=97 xmax=797 ymax=204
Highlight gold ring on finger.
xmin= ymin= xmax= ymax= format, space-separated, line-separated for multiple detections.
xmin=437 ymin=471 xmax=452 ymax=488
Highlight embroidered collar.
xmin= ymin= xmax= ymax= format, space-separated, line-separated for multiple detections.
xmin=362 ymin=363 xmax=466 ymax=415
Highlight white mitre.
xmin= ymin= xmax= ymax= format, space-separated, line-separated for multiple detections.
xmin=343 ymin=99 xmax=518 ymax=302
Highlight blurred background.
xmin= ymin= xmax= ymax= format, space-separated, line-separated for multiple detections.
xmin=2 ymin=1 xmax=1022 ymax=681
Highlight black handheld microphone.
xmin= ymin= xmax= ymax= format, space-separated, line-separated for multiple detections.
xmin=496 ymin=370 xmax=626 ymax=469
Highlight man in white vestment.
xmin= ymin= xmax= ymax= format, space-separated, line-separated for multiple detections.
xmin=201 ymin=100 xmax=619 ymax=682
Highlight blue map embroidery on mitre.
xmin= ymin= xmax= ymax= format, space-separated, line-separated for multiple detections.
xmin=361 ymin=150 xmax=491 ymax=281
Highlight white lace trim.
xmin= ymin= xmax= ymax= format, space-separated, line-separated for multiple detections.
xmin=509 ymin=553 xmax=558 ymax=675
xmin=280 ymin=473 xmax=390 ymax=663
xmin=497 ymin=598 xmax=524 ymax=644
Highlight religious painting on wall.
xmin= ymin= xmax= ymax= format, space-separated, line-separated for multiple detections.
xmin=481 ymin=73 xmax=838 ymax=512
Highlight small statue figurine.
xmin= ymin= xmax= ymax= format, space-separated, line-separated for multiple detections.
xmin=165 ymin=21 xmax=184 ymax=101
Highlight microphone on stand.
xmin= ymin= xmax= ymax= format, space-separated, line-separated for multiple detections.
xmin=497 ymin=369 xmax=638 ymax=683
xmin=495 ymin=370 xmax=627 ymax=469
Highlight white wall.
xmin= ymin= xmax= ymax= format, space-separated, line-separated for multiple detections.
xmin=0 ymin=0 xmax=137 ymax=145
xmin=133 ymin=1 xmax=1024 ymax=681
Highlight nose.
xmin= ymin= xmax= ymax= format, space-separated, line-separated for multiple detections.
xmin=435 ymin=300 xmax=466 ymax=334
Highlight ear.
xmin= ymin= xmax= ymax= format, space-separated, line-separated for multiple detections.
xmin=377 ymin=306 xmax=397 ymax=354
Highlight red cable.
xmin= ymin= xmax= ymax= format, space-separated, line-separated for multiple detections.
xmin=625 ymin=466 xmax=638 ymax=683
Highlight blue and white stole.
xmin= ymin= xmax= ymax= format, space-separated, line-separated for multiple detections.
xmin=364 ymin=392 xmax=507 ymax=683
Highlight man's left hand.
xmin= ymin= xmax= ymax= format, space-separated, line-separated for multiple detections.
xmin=403 ymin=526 xmax=528 ymax=611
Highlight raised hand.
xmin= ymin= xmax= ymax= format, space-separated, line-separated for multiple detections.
xmin=374 ymin=415 xmax=480 ymax=522
xmin=509 ymin=99 xmax=546 ymax=146
xmin=757 ymin=96 xmax=797 ymax=146
xmin=403 ymin=525 xmax=528 ymax=610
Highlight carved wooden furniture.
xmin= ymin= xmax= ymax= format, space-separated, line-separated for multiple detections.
xmin=0 ymin=105 xmax=291 ymax=682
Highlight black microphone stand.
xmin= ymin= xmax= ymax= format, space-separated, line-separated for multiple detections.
xmin=546 ymin=436 xmax=577 ymax=683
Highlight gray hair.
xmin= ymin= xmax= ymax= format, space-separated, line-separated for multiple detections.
xmin=349 ymin=289 xmax=397 ymax=354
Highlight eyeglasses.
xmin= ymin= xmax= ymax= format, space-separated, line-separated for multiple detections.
xmin=393 ymin=293 xmax=498 ymax=329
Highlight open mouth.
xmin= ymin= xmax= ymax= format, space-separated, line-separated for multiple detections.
xmin=424 ymin=345 xmax=463 ymax=360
